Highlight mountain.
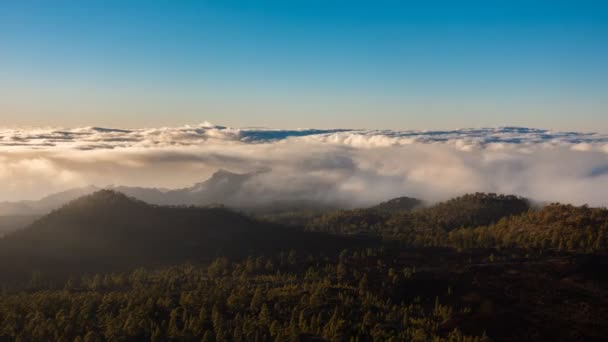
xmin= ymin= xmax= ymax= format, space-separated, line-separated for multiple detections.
xmin=0 ymin=170 xmax=256 ymax=216
xmin=0 ymin=186 xmax=99 ymax=216
xmin=0 ymin=190 xmax=373 ymax=279
xmin=114 ymin=169 xmax=257 ymax=206
xmin=0 ymin=168 xmax=366 ymax=226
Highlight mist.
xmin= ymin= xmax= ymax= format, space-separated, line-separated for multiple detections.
xmin=1 ymin=124 xmax=607 ymax=207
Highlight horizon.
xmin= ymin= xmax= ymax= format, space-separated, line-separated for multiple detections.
xmin=5 ymin=122 xmax=607 ymax=136
xmin=2 ymin=122 xmax=608 ymax=135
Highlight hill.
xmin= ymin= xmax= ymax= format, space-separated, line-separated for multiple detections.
xmin=307 ymin=193 xmax=530 ymax=237
xmin=0 ymin=190 xmax=374 ymax=280
xmin=448 ymin=203 xmax=608 ymax=252
xmin=387 ymin=193 xmax=531 ymax=232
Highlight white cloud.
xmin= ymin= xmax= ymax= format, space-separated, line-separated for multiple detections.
xmin=0 ymin=124 xmax=607 ymax=206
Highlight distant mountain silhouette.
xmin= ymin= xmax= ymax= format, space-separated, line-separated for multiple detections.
xmin=0 ymin=186 xmax=100 ymax=215
xmin=157 ymin=168 xmax=255 ymax=206
xmin=0 ymin=170 xmax=256 ymax=215
xmin=0 ymin=169 xmax=372 ymax=219
xmin=0 ymin=215 xmax=40 ymax=237
xmin=0 ymin=190 xmax=373 ymax=279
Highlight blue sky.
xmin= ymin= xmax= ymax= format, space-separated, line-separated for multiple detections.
xmin=1 ymin=0 xmax=607 ymax=131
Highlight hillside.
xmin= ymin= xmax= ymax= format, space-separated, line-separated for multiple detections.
xmin=448 ymin=203 xmax=608 ymax=252
xmin=387 ymin=193 xmax=531 ymax=232
xmin=306 ymin=193 xmax=530 ymax=237
xmin=0 ymin=190 xmax=373 ymax=279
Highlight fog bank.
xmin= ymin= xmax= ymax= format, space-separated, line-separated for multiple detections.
xmin=1 ymin=124 xmax=607 ymax=206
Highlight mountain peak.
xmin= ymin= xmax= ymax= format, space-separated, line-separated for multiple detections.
xmin=190 ymin=169 xmax=252 ymax=192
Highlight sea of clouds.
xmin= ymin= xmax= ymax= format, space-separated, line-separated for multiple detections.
xmin=1 ymin=122 xmax=608 ymax=206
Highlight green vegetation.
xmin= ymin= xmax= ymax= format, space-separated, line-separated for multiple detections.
xmin=302 ymin=193 xmax=608 ymax=254
xmin=0 ymin=249 xmax=489 ymax=341
xmin=306 ymin=193 xmax=530 ymax=240
xmin=0 ymin=190 xmax=607 ymax=341
xmin=448 ymin=203 xmax=608 ymax=252
xmin=386 ymin=193 xmax=530 ymax=233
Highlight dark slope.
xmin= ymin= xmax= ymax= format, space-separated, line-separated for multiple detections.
xmin=0 ymin=190 xmax=374 ymax=279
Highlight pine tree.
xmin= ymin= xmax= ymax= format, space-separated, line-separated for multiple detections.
xmin=250 ymin=286 xmax=265 ymax=311
xmin=201 ymin=330 xmax=214 ymax=342
xmin=258 ymin=304 xmax=271 ymax=326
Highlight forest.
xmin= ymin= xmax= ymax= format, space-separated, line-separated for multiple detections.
xmin=0 ymin=191 xmax=607 ymax=341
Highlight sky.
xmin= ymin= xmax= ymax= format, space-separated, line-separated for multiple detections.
xmin=1 ymin=0 xmax=607 ymax=131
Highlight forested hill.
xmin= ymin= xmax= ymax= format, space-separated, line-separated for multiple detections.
xmin=305 ymin=193 xmax=608 ymax=253
xmin=307 ymin=193 xmax=530 ymax=235
xmin=386 ymin=193 xmax=531 ymax=232
xmin=448 ymin=203 xmax=608 ymax=252
xmin=0 ymin=190 xmax=373 ymax=280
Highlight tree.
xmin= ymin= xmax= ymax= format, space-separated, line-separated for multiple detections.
xmin=202 ymin=330 xmax=214 ymax=342
xmin=250 ymin=286 xmax=265 ymax=311
xmin=83 ymin=331 xmax=102 ymax=342
xmin=259 ymin=304 xmax=271 ymax=326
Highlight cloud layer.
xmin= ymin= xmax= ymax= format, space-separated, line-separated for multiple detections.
xmin=1 ymin=123 xmax=607 ymax=206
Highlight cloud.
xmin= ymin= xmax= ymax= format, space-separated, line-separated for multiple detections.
xmin=0 ymin=124 xmax=607 ymax=206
